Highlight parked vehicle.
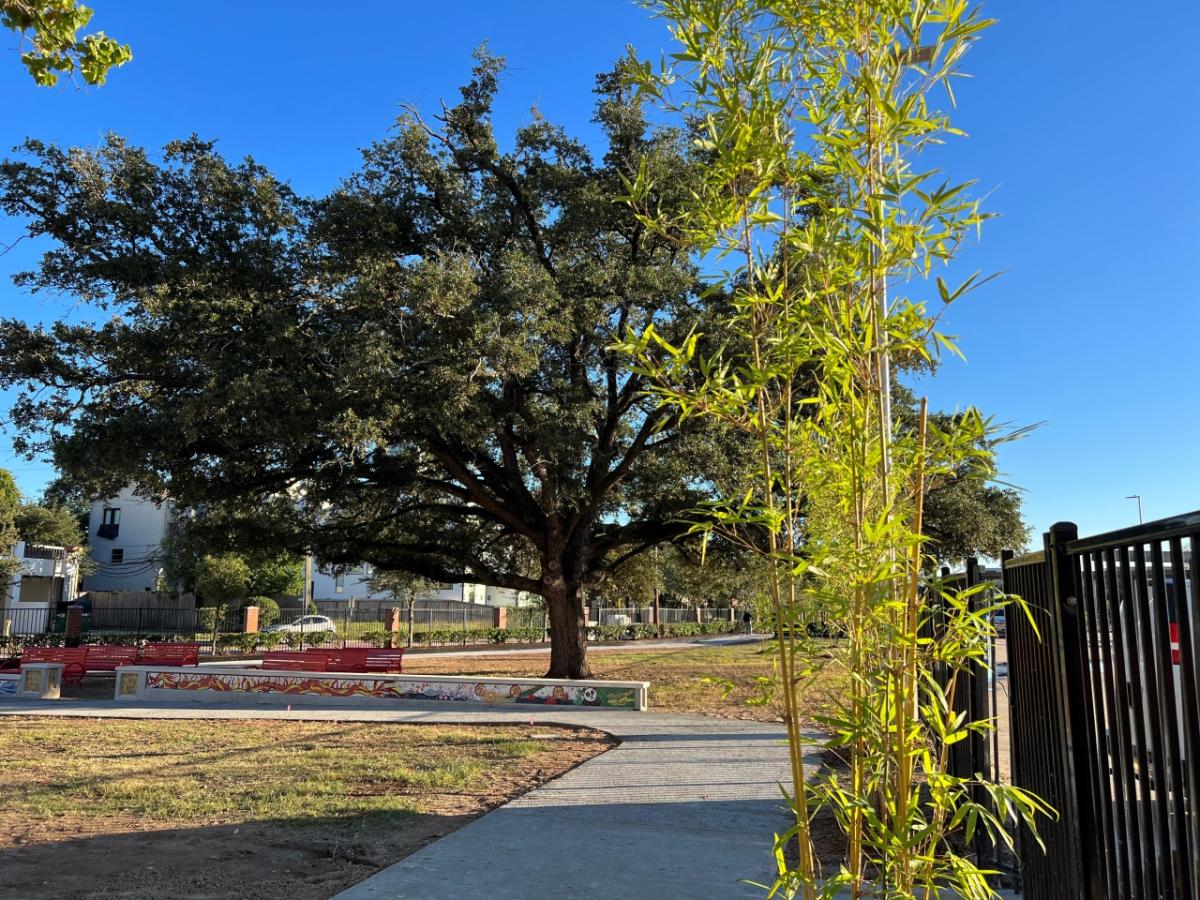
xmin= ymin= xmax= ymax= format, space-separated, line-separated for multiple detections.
xmin=264 ymin=615 xmax=335 ymax=634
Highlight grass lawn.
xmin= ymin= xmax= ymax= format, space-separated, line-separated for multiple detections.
xmin=0 ymin=717 xmax=612 ymax=900
xmin=405 ymin=640 xmax=849 ymax=724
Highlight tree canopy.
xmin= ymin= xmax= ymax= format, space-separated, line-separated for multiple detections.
xmin=0 ymin=54 xmax=1026 ymax=677
xmin=0 ymin=56 xmax=725 ymax=677
xmin=14 ymin=502 xmax=83 ymax=546
xmin=2 ymin=1 xmax=130 ymax=86
xmin=193 ymin=553 xmax=249 ymax=607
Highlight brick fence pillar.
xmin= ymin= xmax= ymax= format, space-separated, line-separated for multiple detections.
xmin=387 ymin=607 xmax=401 ymax=649
xmin=493 ymin=607 xmax=507 ymax=630
xmin=242 ymin=606 xmax=259 ymax=634
xmin=64 ymin=604 xmax=83 ymax=646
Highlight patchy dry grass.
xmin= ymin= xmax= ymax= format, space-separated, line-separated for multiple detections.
xmin=405 ymin=640 xmax=850 ymax=724
xmin=0 ymin=718 xmax=613 ymax=900
xmin=0 ymin=718 xmax=603 ymax=824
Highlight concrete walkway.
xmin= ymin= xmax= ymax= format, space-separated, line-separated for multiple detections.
xmin=0 ymin=695 xmax=820 ymax=899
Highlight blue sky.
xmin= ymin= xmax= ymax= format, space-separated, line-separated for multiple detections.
xmin=1 ymin=1 xmax=1198 ymax=546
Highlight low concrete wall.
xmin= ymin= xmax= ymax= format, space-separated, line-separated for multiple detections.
xmin=0 ymin=663 xmax=62 ymax=699
xmin=114 ymin=665 xmax=648 ymax=711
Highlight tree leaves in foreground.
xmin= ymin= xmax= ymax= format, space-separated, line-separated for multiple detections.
xmin=624 ymin=1 xmax=1047 ymax=897
xmin=2 ymin=1 xmax=130 ymax=86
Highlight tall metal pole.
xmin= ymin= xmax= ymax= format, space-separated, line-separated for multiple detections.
xmin=1125 ymin=494 xmax=1144 ymax=524
xmin=303 ymin=551 xmax=314 ymax=609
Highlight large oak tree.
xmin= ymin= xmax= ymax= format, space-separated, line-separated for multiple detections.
xmin=0 ymin=56 xmax=1026 ymax=678
xmin=0 ymin=57 xmax=724 ymax=677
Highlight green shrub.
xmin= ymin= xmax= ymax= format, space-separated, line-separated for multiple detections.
xmin=281 ymin=631 xmax=306 ymax=649
xmin=660 ymin=622 xmax=701 ymax=638
xmin=361 ymin=626 xmax=391 ymax=647
xmin=215 ymin=633 xmax=246 ymax=654
xmin=197 ymin=607 xmax=219 ymax=631
xmin=246 ymin=596 xmax=280 ymax=627
xmin=255 ymin=631 xmax=284 ymax=651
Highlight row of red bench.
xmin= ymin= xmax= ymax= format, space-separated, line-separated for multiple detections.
xmin=0 ymin=643 xmax=201 ymax=684
xmin=260 ymin=648 xmax=404 ymax=674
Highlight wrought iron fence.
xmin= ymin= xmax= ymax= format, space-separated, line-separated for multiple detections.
xmin=591 ymin=606 xmax=736 ymax=625
xmin=1004 ymin=516 xmax=1199 ymax=900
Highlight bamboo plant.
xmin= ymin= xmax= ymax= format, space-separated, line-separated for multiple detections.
xmin=617 ymin=1 xmax=1049 ymax=897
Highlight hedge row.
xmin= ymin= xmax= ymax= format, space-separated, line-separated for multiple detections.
xmin=0 ymin=618 xmax=740 ymax=657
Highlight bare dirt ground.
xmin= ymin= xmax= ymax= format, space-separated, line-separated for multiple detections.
xmin=0 ymin=718 xmax=613 ymax=900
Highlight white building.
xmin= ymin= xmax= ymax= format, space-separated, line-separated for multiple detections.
xmin=82 ymin=486 xmax=175 ymax=592
xmin=310 ymin=565 xmax=529 ymax=606
xmin=2 ymin=541 xmax=84 ymax=633
xmin=83 ymin=487 xmax=526 ymax=605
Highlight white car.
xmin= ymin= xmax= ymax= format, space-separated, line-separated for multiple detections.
xmin=265 ymin=615 xmax=335 ymax=634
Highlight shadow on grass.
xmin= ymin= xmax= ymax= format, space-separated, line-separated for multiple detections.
xmin=0 ymin=809 xmax=470 ymax=900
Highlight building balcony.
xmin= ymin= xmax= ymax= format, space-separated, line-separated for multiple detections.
xmin=20 ymin=556 xmax=64 ymax=578
xmin=97 ymin=523 xmax=119 ymax=540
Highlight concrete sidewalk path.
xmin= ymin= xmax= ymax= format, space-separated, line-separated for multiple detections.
xmin=0 ymin=696 xmax=820 ymax=899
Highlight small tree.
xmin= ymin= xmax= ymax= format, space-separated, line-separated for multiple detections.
xmin=0 ymin=469 xmax=22 ymax=582
xmin=194 ymin=554 xmax=249 ymax=647
xmin=15 ymin=503 xmax=84 ymax=547
xmin=367 ymin=569 xmax=436 ymax=648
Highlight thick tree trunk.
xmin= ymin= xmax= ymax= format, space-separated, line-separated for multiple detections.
xmin=543 ymin=577 xmax=591 ymax=679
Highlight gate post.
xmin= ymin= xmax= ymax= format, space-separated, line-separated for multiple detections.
xmin=1046 ymin=521 xmax=1102 ymax=899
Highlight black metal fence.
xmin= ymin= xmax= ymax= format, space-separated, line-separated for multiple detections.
xmin=0 ymin=601 xmax=552 ymax=652
xmin=1004 ymin=516 xmax=1199 ymax=900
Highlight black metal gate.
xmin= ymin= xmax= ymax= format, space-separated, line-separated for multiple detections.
xmin=1004 ymin=516 xmax=1199 ymax=899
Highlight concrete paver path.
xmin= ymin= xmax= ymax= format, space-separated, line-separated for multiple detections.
xmin=0 ymin=695 xmax=820 ymax=899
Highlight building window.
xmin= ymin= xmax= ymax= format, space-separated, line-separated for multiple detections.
xmin=437 ymin=583 xmax=453 ymax=591
xmin=335 ymin=573 xmax=345 ymax=593
xmin=111 ymin=548 xmax=124 ymax=564
xmin=97 ymin=507 xmax=121 ymax=540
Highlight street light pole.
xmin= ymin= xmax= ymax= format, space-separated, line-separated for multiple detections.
xmin=1125 ymin=494 xmax=1143 ymax=524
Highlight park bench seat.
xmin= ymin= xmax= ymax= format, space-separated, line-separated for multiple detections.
xmin=21 ymin=646 xmax=88 ymax=683
xmin=363 ymin=648 xmax=405 ymax=673
xmin=261 ymin=650 xmax=332 ymax=672
xmin=84 ymin=645 xmax=141 ymax=672
xmin=140 ymin=642 xmax=200 ymax=666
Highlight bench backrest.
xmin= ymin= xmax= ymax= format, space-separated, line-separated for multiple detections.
xmin=141 ymin=642 xmax=200 ymax=665
xmin=324 ymin=648 xmax=370 ymax=672
xmin=84 ymin=645 xmax=141 ymax=668
xmin=23 ymin=646 xmax=87 ymax=665
xmin=262 ymin=650 xmax=332 ymax=671
xmin=364 ymin=648 xmax=405 ymax=673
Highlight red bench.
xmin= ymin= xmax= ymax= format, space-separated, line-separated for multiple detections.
xmin=83 ymin=645 xmax=141 ymax=673
xmin=289 ymin=647 xmax=404 ymax=674
xmin=140 ymin=642 xmax=200 ymax=666
xmin=364 ymin=648 xmax=405 ymax=673
xmin=325 ymin=648 xmax=370 ymax=672
xmin=21 ymin=647 xmax=89 ymax=684
xmin=261 ymin=650 xmax=332 ymax=672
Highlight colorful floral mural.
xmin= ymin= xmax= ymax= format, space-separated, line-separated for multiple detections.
xmin=142 ymin=670 xmax=639 ymax=709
